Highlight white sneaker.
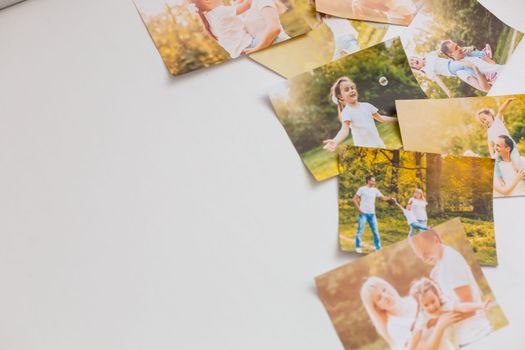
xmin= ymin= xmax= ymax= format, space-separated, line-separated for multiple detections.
xmin=356 ymin=247 xmax=362 ymax=253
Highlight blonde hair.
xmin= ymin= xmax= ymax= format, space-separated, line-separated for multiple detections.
xmin=330 ymin=76 xmax=356 ymax=122
xmin=409 ymin=277 xmax=446 ymax=329
xmin=360 ymin=277 xmax=401 ymax=347
xmin=413 ymin=188 xmax=426 ymax=201
xmin=476 ymin=107 xmax=495 ymax=123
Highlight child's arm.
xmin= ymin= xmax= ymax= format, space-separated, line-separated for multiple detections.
xmin=496 ymin=97 xmax=517 ymax=121
xmin=234 ymin=0 xmax=252 ymax=15
xmin=488 ymin=140 xmax=495 ymax=158
xmin=406 ymin=329 xmax=422 ymax=350
xmin=372 ymin=112 xmax=397 ymax=123
xmin=322 ymin=121 xmax=350 ymax=152
xmin=453 ymin=299 xmax=492 ymax=314
xmin=433 ymin=76 xmax=452 ymax=98
xmin=494 ymin=170 xmax=525 ymax=196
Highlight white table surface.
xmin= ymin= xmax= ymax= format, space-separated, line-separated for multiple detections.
xmin=1 ymin=0 xmax=525 ymax=349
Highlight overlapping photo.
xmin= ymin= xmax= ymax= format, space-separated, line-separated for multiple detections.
xmin=401 ymin=0 xmax=523 ymax=98
xmin=269 ymin=38 xmax=426 ymax=181
xmin=315 ymin=0 xmax=425 ymax=26
xmin=250 ymin=7 xmax=389 ymax=77
xmin=396 ymin=95 xmax=525 ymax=198
xmin=316 ymin=218 xmax=508 ymax=350
xmin=338 ymin=146 xmax=496 ymax=266
xmin=134 ymin=0 xmax=312 ymax=76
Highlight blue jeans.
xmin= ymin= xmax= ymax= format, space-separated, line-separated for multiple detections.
xmin=409 ymin=220 xmax=428 ymax=237
xmin=356 ymin=213 xmax=381 ymax=250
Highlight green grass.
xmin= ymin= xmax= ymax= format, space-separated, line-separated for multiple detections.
xmin=493 ymin=27 xmax=523 ymax=63
xmin=339 ymin=209 xmax=497 ymax=266
xmin=301 ymin=123 xmax=403 ymax=181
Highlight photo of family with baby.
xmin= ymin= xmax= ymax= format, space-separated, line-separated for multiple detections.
xmin=316 ymin=219 xmax=508 ymax=350
xmin=402 ymin=0 xmax=522 ymax=98
xmin=338 ymin=147 xmax=497 ymax=266
xmin=135 ymin=0 xmax=311 ymax=75
xmin=396 ymin=95 xmax=525 ymax=198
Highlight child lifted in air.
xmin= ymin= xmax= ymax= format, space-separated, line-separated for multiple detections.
xmin=476 ymin=97 xmax=524 ymax=185
xmin=392 ymin=198 xmax=428 ymax=236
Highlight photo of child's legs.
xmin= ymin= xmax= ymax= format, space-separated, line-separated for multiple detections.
xmin=409 ymin=220 xmax=428 ymax=236
xmin=510 ymin=147 xmax=524 ymax=174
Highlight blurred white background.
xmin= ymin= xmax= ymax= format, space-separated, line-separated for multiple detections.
xmin=1 ymin=0 xmax=524 ymax=349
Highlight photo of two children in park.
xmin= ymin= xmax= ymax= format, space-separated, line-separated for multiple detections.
xmin=402 ymin=0 xmax=523 ymax=98
xmin=316 ymin=219 xmax=508 ymax=350
xmin=134 ymin=0 xmax=311 ymax=75
xmin=338 ymin=146 xmax=496 ymax=266
xmin=396 ymin=95 xmax=525 ymax=198
xmin=269 ymin=38 xmax=427 ymax=181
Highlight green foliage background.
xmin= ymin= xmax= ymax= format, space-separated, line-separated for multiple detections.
xmin=338 ymin=147 xmax=496 ymax=266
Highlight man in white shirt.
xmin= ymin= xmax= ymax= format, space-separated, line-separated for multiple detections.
xmin=352 ymin=176 xmax=392 ymax=253
xmin=409 ymin=229 xmax=492 ymax=346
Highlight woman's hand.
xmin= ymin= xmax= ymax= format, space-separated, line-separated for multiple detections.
xmin=322 ymin=139 xmax=337 ymax=152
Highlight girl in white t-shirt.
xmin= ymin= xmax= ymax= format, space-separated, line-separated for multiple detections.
xmin=408 ymin=277 xmax=492 ymax=350
xmin=393 ymin=198 xmax=428 ymax=236
xmin=322 ymin=76 xmax=398 ymax=152
xmin=191 ymin=0 xmax=288 ymax=58
xmin=476 ymin=97 xmax=523 ymax=185
xmin=407 ymin=188 xmax=428 ymax=235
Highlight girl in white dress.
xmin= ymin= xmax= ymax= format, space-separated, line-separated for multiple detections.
xmin=322 ymin=77 xmax=397 ymax=152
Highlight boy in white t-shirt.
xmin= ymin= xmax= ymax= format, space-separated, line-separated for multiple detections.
xmin=352 ymin=176 xmax=392 ymax=252
xmin=409 ymin=229 xmax=492 ymax=347
xmin=323 ymin=77 xmax=397 ymax=153
xmin=392 ymin=198 xmax=428 ymax=236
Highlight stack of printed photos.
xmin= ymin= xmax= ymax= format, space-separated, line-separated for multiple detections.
xmin=135 ymin=0 xmax=524 ymax=348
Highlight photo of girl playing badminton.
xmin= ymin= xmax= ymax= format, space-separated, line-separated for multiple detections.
xmin=322 ymin=77 xmax=398 ymax=152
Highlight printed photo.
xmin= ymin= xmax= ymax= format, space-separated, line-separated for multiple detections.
xmin=315 ymin=0 xmax=425 ymax=26
xmin=402 ymin=0 xmax=523 ymax=98
xmin=134 ymin=0 xmax=312 ymax=76
xmin=396 ymin=95 xmax=525 ymax=198
xmin=250 ymin=6 xmax=389 ymax=77
xmin=269 ymin=38 xmax=427 ymax=181
xmin=316 ymin=218 xmax=508 ymax=350
xmin=338 ymin=146 xmax=496 ymax=265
